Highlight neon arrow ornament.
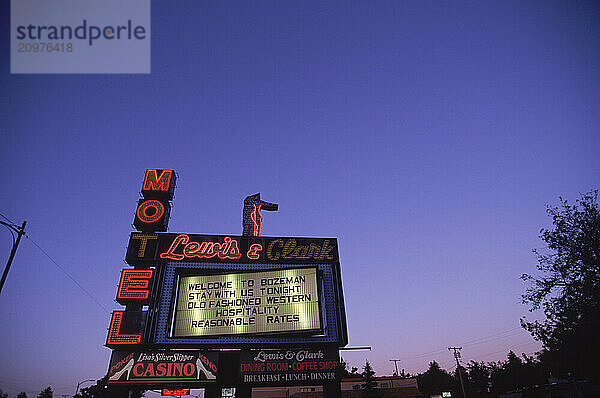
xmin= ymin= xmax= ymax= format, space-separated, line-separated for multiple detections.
xmin=242 ymin=193 xmax=278 ymax=236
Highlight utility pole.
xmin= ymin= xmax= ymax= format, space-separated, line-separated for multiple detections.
xmin=389 ymin=359 xmax=401 ymax=376
xmin=74 ymin=378 xmax=95 ymax=396
xmin=448 ymin=347 xmax=467 ymax=398
xmin=0 ymin=220 xmax=26 ymax=295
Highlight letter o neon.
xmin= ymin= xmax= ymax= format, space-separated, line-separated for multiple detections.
xmin=183 ymin=363 xmax=195 ymax=376
xmin=137 ymin=200 xmax=165 ymax=223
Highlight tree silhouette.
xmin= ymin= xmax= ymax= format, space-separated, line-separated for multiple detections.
xmin=75 ymin=377 xmax=144 ymax=398
xmin=521 ymin=190 xmax=600 ymax=379
xmin=339 ymin=357 xmax=352 ymax=378
xmin=485 ymin=351 xmax=548 ymax=394
xmin=466 ymin=360 xmax=489 ymax=394
xmin=37 ymin=387 xmax=52 ymax=398
xmin=362 ymin=360 xmax=377 ymax=390
xmin=417 ymin=361 xmax=454 ymax=393
xmin=361 ymin=360 xmax=379 ymax=398
xmin=398 ymin=369 xmax=412 ymax=379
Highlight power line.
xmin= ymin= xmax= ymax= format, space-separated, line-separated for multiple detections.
xmin=460 ymin=331 xmax=527 ymax=349
xmin=25 ymin=234 xmax=110 ymax=314
xmin=0 ymin=211 xmax=17 ymax=225
xmin=430 ymin=341 xmax=541 ymax=372
xmin=472 ymin=340 xmax=541 ymax=361
xmin=440 ymin=359 xmax=457 ymax=370
xmin=402 ymin=326 xmax=527 ymax=360
xmin=459 ymin=327 xmax=524 ymax=346
xmin=404 ymin=347 xmax=448 ymax=359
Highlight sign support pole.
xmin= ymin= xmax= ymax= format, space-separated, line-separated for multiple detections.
xmin=323 ymin=349 xmax=342 ymax=398
xmin=323 ymin=382 xmax=342 ymax=398
xmin=236 ymin=384 xmax=252 ymax=398
xmin=205 ymin=384 xmax=218 ymax=398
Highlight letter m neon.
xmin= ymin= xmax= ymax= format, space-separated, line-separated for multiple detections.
xmin=143 ymin=169 xmax=173 ymax=192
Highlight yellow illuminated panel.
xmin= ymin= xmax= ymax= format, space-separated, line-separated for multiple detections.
xmin=172 ymin=268 xmax=321 ymax=337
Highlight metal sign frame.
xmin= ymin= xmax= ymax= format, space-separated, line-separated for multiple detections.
xmin=149 ymin=261 xmax=346 ymax=347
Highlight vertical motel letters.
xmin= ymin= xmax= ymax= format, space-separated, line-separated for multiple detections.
xmin=106 ymin=311 xmax=142 ymax=346
xmin=143 ymin=169 xmax=173 ymax=193
xmin=116 ymin=269 xmax=153 ymax=304
xmin=107 ymin=168 xmax=174 ymax=348
xmin=107 ymin=268 xmax=153 ymax=347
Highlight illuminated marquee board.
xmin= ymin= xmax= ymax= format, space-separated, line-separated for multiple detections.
xmin=173 ymin=267 xmax=322 ymax=337
xmin=124 ymin=232 xmax=347 ymax=348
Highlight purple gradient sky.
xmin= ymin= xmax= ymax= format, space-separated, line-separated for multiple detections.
xmin=1 ymin=1 xmax=599 ymax=396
